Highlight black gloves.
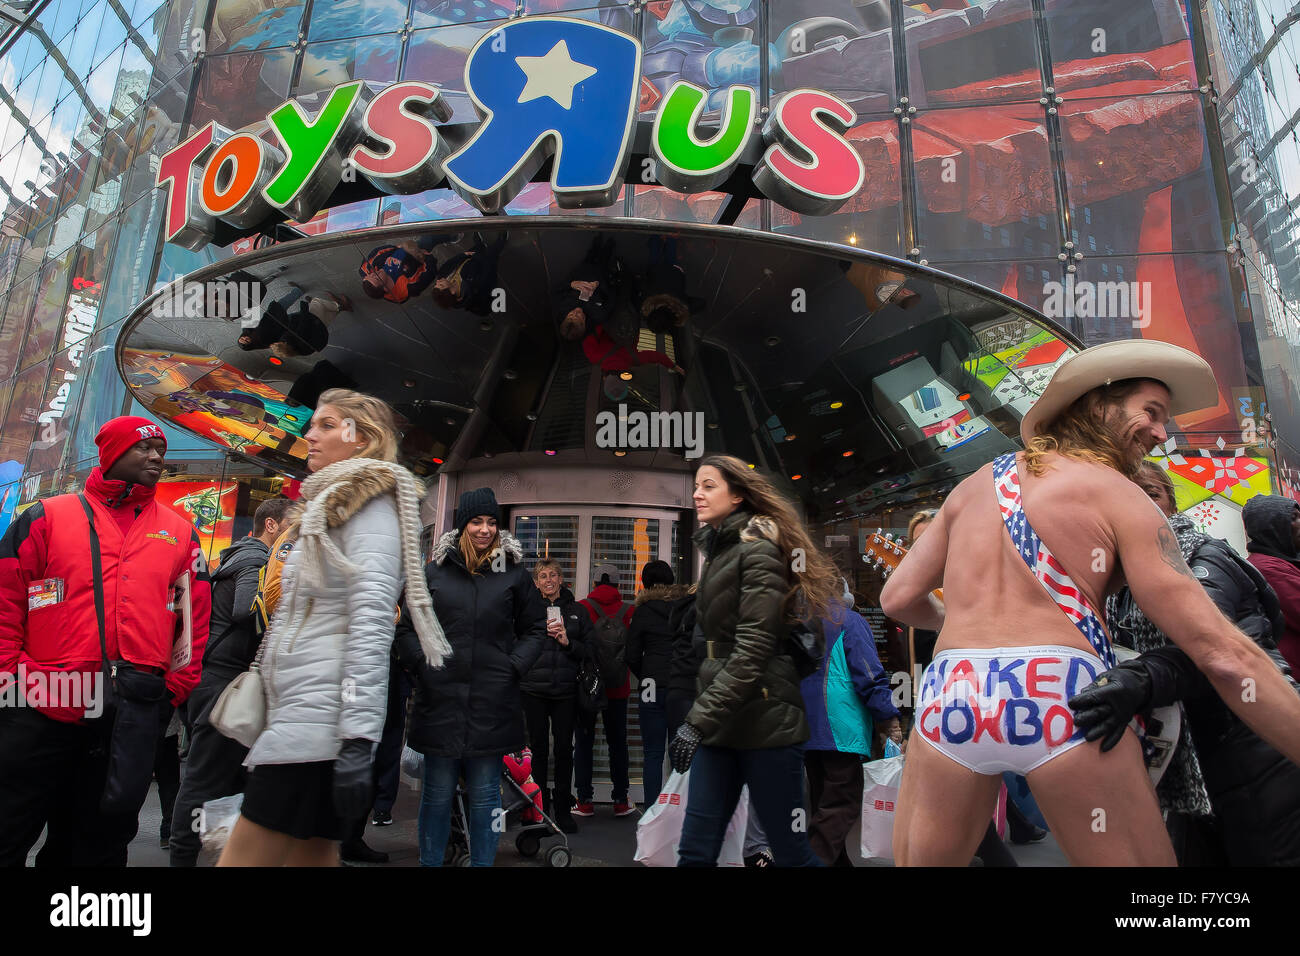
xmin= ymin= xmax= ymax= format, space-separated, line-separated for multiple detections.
xmin=1067 ymin=661 xmax=1154 ymax=753
xmin=668 ymin=723 xmax=703 ymax=774
xmin=333 ymin=738 xmax=376 ymax=819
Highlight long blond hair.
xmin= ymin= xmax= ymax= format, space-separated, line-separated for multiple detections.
xmin=1022 ymin=378 xmax=1160 ymax=480
xmin=316 ymin=388 xmax=400 ymax=462
xmin=697 ymin=455 xmax=840 ymax=621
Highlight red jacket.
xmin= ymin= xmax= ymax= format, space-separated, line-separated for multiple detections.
xmin=0 ymin=468 xmax=211 ymax=722
xmin=581 ymin=326 xmax=675 ymax=374
xmin=1249 ymin=552 xmax=1300 ymax=675
xmin=580 ymin=583 xmax=634 ymax=699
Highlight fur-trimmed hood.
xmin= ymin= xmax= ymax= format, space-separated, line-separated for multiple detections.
xmin=739 ymin=514 xmax=779 ymax=544
xmin=431 ymin=528 xmax=525 ymax=568
xmin=289 ymin=460 xmax=401 ymax=531
xmin=635 ymin=583 xmax=688 ymax=607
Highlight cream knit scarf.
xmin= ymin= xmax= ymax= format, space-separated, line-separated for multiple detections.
xmin=295 ymin=457 xmax=451 ymax=667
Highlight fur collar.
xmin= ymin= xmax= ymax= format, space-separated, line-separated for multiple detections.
xmin=739 ymin=514 xmax=779 ymax=544
xmin=635 ymin=583 xmax=687 ymax=607
xmin=431 ymin=528 xmax=525 ymax=568
xmin=292 ymin=460 xmax=399 ymax=530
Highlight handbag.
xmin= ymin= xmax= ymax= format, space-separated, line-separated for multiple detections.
xmin=785 ymin=617 xmax=823 ymax=679
xmin=78 ymin=496 xmax=170 ymax=816
xmin=209 ymin=631 xmax=269 ymax=748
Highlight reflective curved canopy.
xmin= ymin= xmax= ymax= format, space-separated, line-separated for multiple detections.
xmin=118 ymin=218 xmax=1079 ymax=520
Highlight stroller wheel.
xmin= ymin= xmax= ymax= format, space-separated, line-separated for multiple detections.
xmin=515 ymin=833 xmax=541 ymax=858
xmin=454 ymin=852 xmax=473 ymax=867
xmin=546 ymin=845 xmax=572 ymax=868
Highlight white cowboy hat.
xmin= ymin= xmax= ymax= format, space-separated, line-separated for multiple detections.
xmin=1018 ymin=339 xmax=1218 ymax=445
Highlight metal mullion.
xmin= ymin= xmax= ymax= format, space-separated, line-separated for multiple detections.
xmin=889 ymin=0 xmax=917 ymax=257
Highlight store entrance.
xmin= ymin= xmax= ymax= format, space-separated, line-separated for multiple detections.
xmin=508 ymin=504 xmax=692 ymax=805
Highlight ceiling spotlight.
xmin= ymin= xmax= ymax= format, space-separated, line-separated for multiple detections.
xmin=784 ymin=434 xmax=796 ymax=441
xmin=747 ymin=463 xmax=756 ymax=469
xmin=848 ymin=233 xmax=859 ymax=245
xmin=957 ymin=392 xmax=970 ymax=402
xmin=403 ymin=378 xmax=416 ymax=388
xmin=707 ymin=422 xmax=719 ymax=429
xmin=268 ymin=356 xmax=282 ymax=365
xmin=734 ymin=382 xmax=746 ymax=391
xmin=614 ymin=450 xmax=627 ymax=457
xmin=765 ymin=336 xmax=781 ymax=347
xmin=431 ymin=457 xmax=444 ymax=465
xmin=526 ymin=412 xmax=538 ymax=421
xmin=791 ymin=474 xmax=803 ymax=480
xmin=842 ymin=450 xmax=854 ymax=457
xmin=445 ymin=416 xmax=456 ymax=426
xmin=479 ymin=320 xmax=493 ymax=331
xmin=544 ymin=449 xmax=556 ymax=456
xmin=830 ymin=401 xmax=843 ymax=409
xmin=619 ymin=371 xmax=633 ymax=381
xmin=503 ymin=369 xmax=518 ymax=380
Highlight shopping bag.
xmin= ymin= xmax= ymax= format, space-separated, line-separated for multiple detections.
xmin=860 ymin=755 xmax=904 ymax=861
xmin=400 ymin=745 xmax=424 ymax=791
xmin=635 ymin=770 xmax=749 ymax=866
xmin=199 ymin=793 xmax=244 ymax=854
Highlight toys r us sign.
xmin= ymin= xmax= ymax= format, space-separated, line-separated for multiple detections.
xmin=156 ymin=16 xmax=867 ymax=249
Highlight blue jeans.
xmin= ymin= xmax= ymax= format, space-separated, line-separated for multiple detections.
xmin=677 ymin=744 xmax=822 ymax=867
xmin=574 ymin=697 xmax=628 ymax=803
xmin=418 ymin=755 xmax=501 ymax=867
xmin=638 ymin=697 xmax=669 ymax=806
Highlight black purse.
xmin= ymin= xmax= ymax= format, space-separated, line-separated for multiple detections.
xmin=79 ymin=496 xmax=169 ymax=816
xmin=577 ymin=657 xmax=607 ymax=713
xmin=785 ymin=617 xmax=824 ymax=680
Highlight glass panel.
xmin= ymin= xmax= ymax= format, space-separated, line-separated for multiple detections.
xmin=413 ymin=0 xmax=517 ymax=28
xmin=513 ymin=514 xmax=581 ymax=584
xmin=0 ymin=362 xmax=50 ymax=467
xmin=19 ymin=251 xmax=75 ymax=373
xmin=0 ymin=273 xmax=39 ymax=380
xmin=901 ymin=0 xmax=1041 ymax=108
xmin=306 ymin=0 xmax=407 ymax=43
xmin=88 ymin=44 xmax=133 ymax=120
xmin=1042 ymin=0 xmax=1197 ymax=94
xmin=189 ymin=50 xmax=297 ymax=133
xmin=66 ymin=1 xmax=110 ymax=81
xmin=770 ymin=0 xmax=894 ymax=114
xmin=1058 ymin=93 xmax=1226 ymax=255
xmin=26 ymin=344 xmax=86 ymax=476
xmin=379 ymin=188 xmax=479 ymax=226
xmin=293 ymin=34 xmax=402 ymax=97
xmin=209 ymin=0 xmax=304 ymax=54
xmin=589 ymin=515 xmax=661 ymax=599
xmin=640 ymin=0 xmax=753 ymax=119
xmin=98 ymin=191 xmax=163 ymax=328
xmin=93 ymin=3 xmax=132 ymax=64
xmin=1071 ymin=252 xmax=1247 ymax=448
xmin=913 ymin=103 xmax=1059 ymax=262
xmin=123 ymin=67 xmax=194 ymax=204
xmin=82 ymin=107 xmax=143 ymax=234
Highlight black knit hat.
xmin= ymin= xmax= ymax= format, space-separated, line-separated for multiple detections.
xmin=641 ymin=560 xmax=674 ymax=589
xmin=455 ymin=487 xmax=501 ymax=531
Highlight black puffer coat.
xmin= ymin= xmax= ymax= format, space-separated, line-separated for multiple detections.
xmin=202 ymin=536 xmax=270 ymax=681
xmin=627 ymin=584 xmax=686 ymax=695
xmin=395 ymin=530 xmax=546 ymax=758
xmin=686 ymin=508 xmax=809 ymax=749
xmin=520 ymin=586 xmax=591 ymax=699
xmin=1132 ymin=536 xmax=1300 ymax=865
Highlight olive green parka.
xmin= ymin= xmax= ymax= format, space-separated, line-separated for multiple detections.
xmin=685 ymin=507 xmax=810 ymax=749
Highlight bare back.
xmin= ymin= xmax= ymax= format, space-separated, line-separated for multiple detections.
xmin=888 ymin=451 xmax=1155 ymax=658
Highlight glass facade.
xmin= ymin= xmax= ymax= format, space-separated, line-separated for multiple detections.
xmin=0 ymin=0 xmax=1294 ymax=542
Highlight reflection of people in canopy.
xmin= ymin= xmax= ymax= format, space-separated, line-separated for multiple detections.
xmin=430 ymin=233 xmax=508 ymax=316
xmin=359 ymin=235 xmax=459 ymax=304
xmin=555 ymin=235 xmax=618 ymax=341
xmin=633 ymin=236 xmax=704 ymax=333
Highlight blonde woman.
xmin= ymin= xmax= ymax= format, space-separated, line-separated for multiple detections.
xmin=218 ymin=390 xmax=448 ymax=866
xmin=668 ymin=455 xmax=842 ymax=866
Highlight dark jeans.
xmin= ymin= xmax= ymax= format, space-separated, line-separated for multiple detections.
xmin=373 ymin=666 xmax=411 ymax=814
xmin=638 ymin=697 xmax=669 ymax=805
xmin=805 ymin=749 xmax=863 ymax=867
xmin=155 ymin=734 xmax=180 ymax=838
xmin=678 ymin=743 xmax=821 ymax=867
xmin=574 ymin=696 xmax=628 ymax=803
xmin=169 ymin=674 xmax=249 ymax=866
xmin=0 ymin=704 xmax=147 ymax=866
xmin=418 ymin=755 xmax=501 ymax=866
xmin=522 ymin=692 xmax=577 ymax=802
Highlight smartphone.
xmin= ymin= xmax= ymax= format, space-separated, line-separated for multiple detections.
xmin=546 ymin=606 xmax=563 ymax=627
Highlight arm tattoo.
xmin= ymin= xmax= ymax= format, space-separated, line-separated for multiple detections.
xmin=1156 ymin=525 xmax=1195 ymax=579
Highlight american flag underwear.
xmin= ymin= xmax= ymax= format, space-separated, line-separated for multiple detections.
xmin=992 ymin=452 xmax=1117 ymax=670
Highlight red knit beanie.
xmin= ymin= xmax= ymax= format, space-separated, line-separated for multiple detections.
xmin=96 ymin=416 xmax=167 ymax=472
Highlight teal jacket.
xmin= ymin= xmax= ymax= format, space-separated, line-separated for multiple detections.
xmin=800 ymin=600 xmax=899 ymax=756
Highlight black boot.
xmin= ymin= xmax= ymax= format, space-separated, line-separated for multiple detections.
xmin=341 ymin=813 xmax=389 ymax=864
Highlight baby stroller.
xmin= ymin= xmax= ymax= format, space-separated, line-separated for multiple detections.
xmin=444 ymin=748 xmax=571 ymax=867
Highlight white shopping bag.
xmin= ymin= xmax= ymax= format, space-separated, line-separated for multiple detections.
xmin=860 ymin=755 xmax=904 ymax=862
xmin=199 ymin=793 xmax=244 ymax=854
xmin=635 ymin=770 xmax=749 ymax=866
xmin=400 ymin=745 xmax=424 ymax=791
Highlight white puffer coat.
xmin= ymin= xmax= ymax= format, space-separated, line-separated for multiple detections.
xmin=246 ymin=493 xmax=402 ymax=767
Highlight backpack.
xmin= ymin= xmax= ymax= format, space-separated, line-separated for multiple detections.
xmin=590 ymin=600 xmax=630 ymax=687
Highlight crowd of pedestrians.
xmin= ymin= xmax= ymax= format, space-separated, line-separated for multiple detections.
xmin=5 ymin=336 xmax=1300 ymax=868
